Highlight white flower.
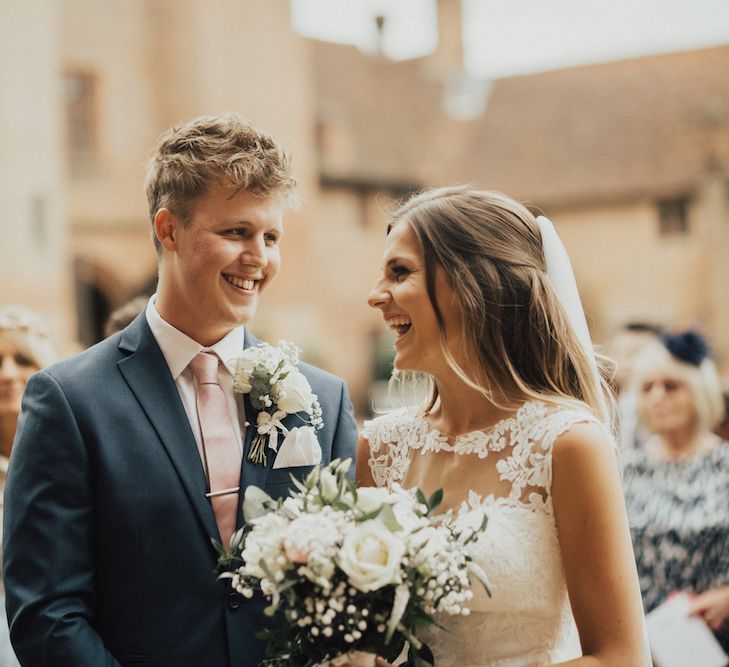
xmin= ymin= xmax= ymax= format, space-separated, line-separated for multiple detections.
xmin=354 ymin=486 xmax=391 ymax=515
xmin=453 ymin=505 xmax=488 ymax=543
xmin=290 ymin=508 xmax=345 ymax=586
xmin=278 ymin=369 xmax=316 ymax=414
xmin=337 ymin=520 xmax=404 ymax=592
xmin=242 ymin=486 xmax=275 ymax=524
xmin=281 ymin=496 xmax=303 ymax=518
xmin=335 ymin=458 xmax=352 ymax=476
xmin=239 ymin=513 xmax=290 ymax=582
xmin=232 ymin=353 xmax=256 ymax=392
xmin=284 ymin=514 xmax=335 ymax=564
xmin=319 ymin=469 xmax=340 ymax=501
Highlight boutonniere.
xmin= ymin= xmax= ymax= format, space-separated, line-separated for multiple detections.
xmin=233 ymin=340 xmax=323 ymax=466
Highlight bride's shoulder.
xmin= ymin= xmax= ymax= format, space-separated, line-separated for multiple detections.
xmin=519 ymin=400 xmax=612 ymax=457
xmin=529 ymin=400 xmax=605 ymax=433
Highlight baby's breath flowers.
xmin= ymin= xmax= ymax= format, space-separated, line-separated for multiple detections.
xmin=217 ymin=459 xmax=489 ymax=666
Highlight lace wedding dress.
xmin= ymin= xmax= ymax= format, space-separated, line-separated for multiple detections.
xmin=362 ymin=401 xmax=599 ymax=667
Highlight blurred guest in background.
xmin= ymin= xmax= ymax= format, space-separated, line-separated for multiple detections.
xmin=0 ymin=305 xmax=56 ymax=667
xmin=608 ymin=321 xmax=663 ymax=449
xmin=0 ymin=305 xmax=56 ymax=455
xmin=103 ymin=295 xmax=150 ymax=337
xmin=715 ymin=391 xmax=729 ymax=441
xmin=622 ymin=331 xmax=729 ymax=648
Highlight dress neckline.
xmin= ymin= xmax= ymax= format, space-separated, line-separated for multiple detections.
xmin=409 ymin=401 xmax=546 ymax=455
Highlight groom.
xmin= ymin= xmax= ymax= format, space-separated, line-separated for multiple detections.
xmin=3 ymin=113 xmax=357 ymax=666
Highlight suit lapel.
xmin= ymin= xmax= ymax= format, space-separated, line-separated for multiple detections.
xmin=117 ymin=315 xmax=220 ymax=545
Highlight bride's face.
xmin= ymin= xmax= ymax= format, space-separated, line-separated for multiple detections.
xmin=367 ymin=221 xmax=462 ymax=375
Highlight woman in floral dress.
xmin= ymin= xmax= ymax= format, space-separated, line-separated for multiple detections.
xmin=623 ymin=331 xmax=729 ymax=649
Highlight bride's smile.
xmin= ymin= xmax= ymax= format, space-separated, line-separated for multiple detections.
xmin=368 ymin=220 xmax=463 ymax=377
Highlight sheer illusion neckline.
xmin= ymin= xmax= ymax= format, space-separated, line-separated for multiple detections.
xmin=410 ymin=401 xmax=543 ymax=456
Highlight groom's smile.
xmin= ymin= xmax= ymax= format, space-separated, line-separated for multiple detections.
xmin=222 ymin=274 xmax=260 ymax=292
xmin=155 ymin=184 xmax=284 ymax=346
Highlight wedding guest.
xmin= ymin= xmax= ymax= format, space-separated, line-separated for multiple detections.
xmin=358 ymin=186 xmax=649 ymax=666
xmin=622 ymin=331 xmax=729 ymax=648
xmin=0 ymin=305 xmax=56 ymax=667
xmin=714 ymin=391 xmax=729 ymax=441
xmin=607 ymin=321 xmax=662 ymax=450
xmin=104 ymin=295 xmax=150 ymax=337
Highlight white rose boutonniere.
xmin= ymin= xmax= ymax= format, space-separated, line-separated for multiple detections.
xmin=233 ymin=340 xmax=323 ymax=466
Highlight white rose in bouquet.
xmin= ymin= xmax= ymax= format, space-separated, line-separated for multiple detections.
xmin=278 ymin=369 xmax=317 ymax=414
xmin=354 ymin=486 xmax=392 ymax=514
xmin=338 ymin=521 xmax=404 ymax=593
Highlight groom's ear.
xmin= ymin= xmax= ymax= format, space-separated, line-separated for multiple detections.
xmin=154 ymin=208 xmax=178 ymax=252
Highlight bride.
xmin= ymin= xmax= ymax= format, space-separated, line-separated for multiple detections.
xmin=355 ymin=186 xmax=649 ymax=666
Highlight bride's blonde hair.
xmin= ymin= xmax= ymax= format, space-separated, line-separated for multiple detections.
xmin=388 ymin=185 xmax=613 ymax=424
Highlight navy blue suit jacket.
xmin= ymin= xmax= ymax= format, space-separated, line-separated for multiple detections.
xmin=3 ymin=314 xmax=357 ymax=666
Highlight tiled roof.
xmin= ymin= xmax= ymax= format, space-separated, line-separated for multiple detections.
xmin=313 ymin=41 xmax=729 ymax=206
xmin=312 ymin=40 xmax=451 ymax=188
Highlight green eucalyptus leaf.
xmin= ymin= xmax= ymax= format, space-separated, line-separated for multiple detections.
xmin=427 ymin=489 xmax=443 ymax=512
xmin=356 ymin=507 xmax=383 ymax=523
xmin=379 ymin=504 xmax=403 ymax=532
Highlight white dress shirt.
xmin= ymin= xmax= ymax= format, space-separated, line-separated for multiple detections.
xmin=145 ymin=297 xmax=246 ymax=466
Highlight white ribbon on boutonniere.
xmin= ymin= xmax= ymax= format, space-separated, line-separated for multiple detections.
xmin=232 ymin=340 xmax=324 ymax=466
xmin=256 ymin=410 xmax=288 ymax=453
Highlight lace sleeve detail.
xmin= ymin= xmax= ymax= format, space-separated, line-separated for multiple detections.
xmin=361 ymin=410 xmax=414 ymax=489
xmin=539 ymin=408 xmax=609 ymax=497
xmin=496 ymin=403 xmax=608 ymax=511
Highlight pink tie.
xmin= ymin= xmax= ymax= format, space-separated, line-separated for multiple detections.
xmin=189 ymin=352 xmax=241 ymax=553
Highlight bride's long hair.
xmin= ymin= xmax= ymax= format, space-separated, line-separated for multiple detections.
xmin=388 ymin=185 xmax=613 ymax=424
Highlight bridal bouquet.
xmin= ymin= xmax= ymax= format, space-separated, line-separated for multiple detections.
xmin=217 ymin=459 xmax=489 ymax=666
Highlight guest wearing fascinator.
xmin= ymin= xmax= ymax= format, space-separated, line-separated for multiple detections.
xmin=0 ymin=305 xmax=57 ymax=667
xmin=622 ymin=330 xmax=729 ymax=648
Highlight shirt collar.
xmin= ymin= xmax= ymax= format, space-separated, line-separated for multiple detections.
xmin=145 ymin=296 xmax=246 ymax=379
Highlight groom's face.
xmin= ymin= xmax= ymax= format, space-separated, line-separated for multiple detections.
xmin=155 ymin=185 xmax=284 ymax=345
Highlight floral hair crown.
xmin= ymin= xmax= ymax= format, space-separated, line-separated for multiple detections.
xmin=661 ymin=330 xmax=709 ymax=367
xmin=0 ymin=306 xmax=50 ymax=339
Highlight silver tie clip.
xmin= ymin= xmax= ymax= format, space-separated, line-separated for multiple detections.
xmin=205 ymin=486 xmax=240 ymax=498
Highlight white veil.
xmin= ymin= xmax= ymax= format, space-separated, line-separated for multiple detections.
xmin=535 ymin=215 xmax=608 ymax=421
xmin=536 ymin=215 xmax=652 ymax=666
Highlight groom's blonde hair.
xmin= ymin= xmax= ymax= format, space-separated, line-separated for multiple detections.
xmin=145 ymin=112 xmax=298 ymax=254
xmin=387 ymin=185 xmax=613 ymax=424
